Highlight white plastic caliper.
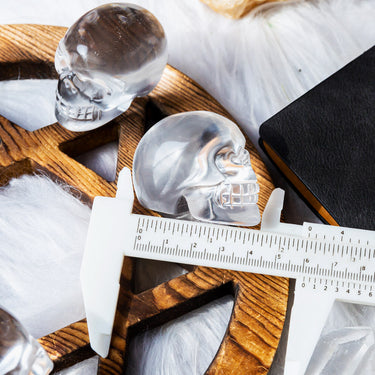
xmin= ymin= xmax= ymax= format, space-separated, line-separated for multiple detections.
xmin=81 ymin=167 xmax=375 ymax=374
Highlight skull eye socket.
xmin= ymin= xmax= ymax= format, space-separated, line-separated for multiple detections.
xmin=215 ymin=147 xmax=250 ymax=175
xmin=69 ymin=74 xmax=112 ymax=102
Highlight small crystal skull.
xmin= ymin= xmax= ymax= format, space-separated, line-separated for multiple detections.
xmin=133 ymin=111 xmax=260 ymax=226
xmin=0 ymin=307 xmax=53 ymax=375
xmin=55 ymin=3 xmax=167 ymax=131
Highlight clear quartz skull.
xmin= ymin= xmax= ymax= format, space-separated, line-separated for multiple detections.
xmin=133 ymin=111 xmax=260 ymax=226
xmin=0 ymin=307 xmax=53 ymax=375
xmin=55 ymin=3 xmax=167 ymax=131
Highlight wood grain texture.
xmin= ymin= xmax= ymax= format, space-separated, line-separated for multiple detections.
xmin=0 ymin=24 xmax=289 ymax=374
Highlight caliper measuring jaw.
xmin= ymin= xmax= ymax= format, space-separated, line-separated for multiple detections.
xmin=80 ymin=168 xmax=135 ymax=358
xmin=261 ymin=190 xmax=339 ymax=375
xmin=80 ymin=167 xmax=375 ymax=374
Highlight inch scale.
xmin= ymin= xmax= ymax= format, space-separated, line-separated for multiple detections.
xmin=81 ymin=168 xmax=375 ymax=375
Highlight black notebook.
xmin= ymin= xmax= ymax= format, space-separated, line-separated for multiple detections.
xmin=259 ymin=46 xmax=375 ymax=230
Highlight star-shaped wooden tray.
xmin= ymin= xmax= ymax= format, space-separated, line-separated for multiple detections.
xmin=0 ymin=24 xmax=288 ymax=375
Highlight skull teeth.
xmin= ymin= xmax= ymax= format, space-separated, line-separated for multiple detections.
xmin=217 ymin=181 xmax=259 ymax=208
xmin=56 ymin=92 xmax=102 ymax=121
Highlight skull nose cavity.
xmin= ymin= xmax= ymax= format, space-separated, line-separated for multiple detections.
xmin=231 ymin=147 xmax=250 ymax=165
xmin=216 ymin=181 xmax=259 ymax=209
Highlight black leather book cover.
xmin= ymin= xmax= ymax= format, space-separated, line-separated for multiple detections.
xmin=259 ymin=46 xmax=375 ymax=230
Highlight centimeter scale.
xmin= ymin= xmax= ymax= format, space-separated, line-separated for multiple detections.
xmin=81 ymin=168 xmax=375 ymax=375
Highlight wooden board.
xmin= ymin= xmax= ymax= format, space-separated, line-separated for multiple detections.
xmin=0 ymin=24 xmax=289 ymax=375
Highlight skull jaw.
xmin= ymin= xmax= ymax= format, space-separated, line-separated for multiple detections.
xmin=184 ymin=186 xmax=260 ymax=227
xmin=55 ymin=92 xmax=133 ymax=131
xmin=55 ymin=105 xmax=125 ymax=132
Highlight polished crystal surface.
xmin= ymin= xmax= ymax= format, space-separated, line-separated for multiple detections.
xmin=133 ymin=111 xmax=260 ymax=226
xmin=0 ymin=308 xmax=53 ymax=375
xmin=306 ymin=327 xmax=375 ymax=375
xmin=55 ymin=3 xmax=167 ymax=131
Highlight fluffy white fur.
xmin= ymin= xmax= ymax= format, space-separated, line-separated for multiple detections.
xmin=0 ymin=0 xmax=374 ymax=374
xmin=0 ymin=174 xmax=90 ymax=338
xmin=0 ymin=80 xmax=56 ymax=131
xmin=55 ymin=356 xmax=99 ymax=375
xmin=126 ymin=296 xmax=234 ymax=375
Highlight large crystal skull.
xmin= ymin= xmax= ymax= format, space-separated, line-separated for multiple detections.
xmin=133 ymin=111 xmax=260 ymax=226
xmin=55 ymin=3 xmax=167 ymax=131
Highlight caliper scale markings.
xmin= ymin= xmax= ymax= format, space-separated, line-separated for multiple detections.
xmin=128 ymin=215 xmax=375 ymax=293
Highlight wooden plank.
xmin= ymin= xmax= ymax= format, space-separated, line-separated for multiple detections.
xmin=0 ymin=24 xmax=288 ymax=374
